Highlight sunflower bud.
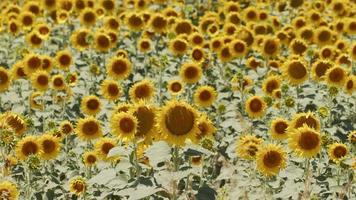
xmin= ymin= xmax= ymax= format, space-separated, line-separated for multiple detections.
xmin=318 ymin=106 xmax=329 ymax=118
xmin=328 ymin=86 xmax=339 ymax=96
xmin=263 ymin=96 xmax=273 ymax=107
xmin=90 ymin=64 xmax=100 ymax=75
xmin=217 ymin=104 xmax=226 ymax=114
xmin=201 ymin=138 xmax=214 ymax=151
xmin=281 ymin=84 xmax=289 ymax=93
xmin=284 ymin=97 xmax=295 ymax=107
xmin=27 ymin=155 xmax=41 ymax=170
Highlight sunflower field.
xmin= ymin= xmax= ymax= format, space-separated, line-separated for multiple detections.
xmin=0 ymin=0 xmax=356 ymax=199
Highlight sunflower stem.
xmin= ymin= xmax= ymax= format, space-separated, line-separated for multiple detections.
xmin=302 ymin=159 xmax=311 ymax=200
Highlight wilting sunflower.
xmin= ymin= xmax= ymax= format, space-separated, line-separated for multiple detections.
xmin=282 ymin=57 xmax=308 ymax=85
xmin=38 ymin=134 xmax=61 ymax=160
xmin=179 ymin=63 xmax=202 ymax=84
xmin=80 ymin=8 xmax=97 ymax=26
xmin=55 ymin=50 xmax=73 ymax=70
xmin=60 ymin=120 xmax=73 ymax=135
xmin=69 ymin=177 xmax=86 ymax=196
xmin=236 ymin=134 xmax=263 ymax=160
xmin=129 ymin=79 xmax=155 ymax=103
xmin=262 ymin=75 xmax=281 ymax=96
xmin=15 ymin=135 xmax=39 ymax=160
xmin=70 ymin=28 xmax=91 ymax=51
xmin=270 ymin=118 xmax=289 ymax=140
xmin=289 ymin=112 xmax=321 ymax=131
xmin=325 ymin=66 xmax=347 ymax=87
xmin=169 ymin=37 xmax=188 ymax=56
xmin=130 ymin=101 xmax=157 ymax=140
xmin=110 ymin=112 xmax=137 ymax=141
xmin=0 ymin=181 xmax=19 ymax=200
xmin=193 ymin=85 xmax=217 ymax=107
xmin=81 ymin=95 xmax=102 ymax=116
xmin=157 ymin=100 xmax=199 ymax=146
xmin=100 ymin=79 xmax=121 ymax=101
xmin=256 ymin=144 xmax=287 ymax=177
xmin=167 ymin=80 xmax=184 ymax=96
xmin=29 ymin=92 xmax=44 ymax=110
xmin=3 ymin=112 xmax=27 ymax=136
xmin=0 ymin=67 xmax=11 ymax=92
xmin=328 ymin=143 xmax=348 ymax=163
xmin=94 ymin=32 xmax=111 ymax=52
xmin=245 ymin=96 xmax=267 ymax=119
xmin=83 ymin=151 xmax=98 ymax=167
xmin=76 ymin=117 xmax=102 ymax=141
xmin=288 ymin=125 xmax=322 ymax=158
xmin=31 ymin=70 xmax=50 ymax=91
xmin=344 ymin=75 xmax=355 ymax=95
xmin=106 ymin=57 xmax=132 ymax=80
xmin=51 ymin=74 xmax=66 ymax=90
xmin=311 ymin=60 xmax=332 ymax=81
xmin=94 ymin=137 xmax=118 ymax=161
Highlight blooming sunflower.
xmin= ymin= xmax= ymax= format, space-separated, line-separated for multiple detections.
xmin=260 ymin=37 xmax=280 ymax=57
xmin=218 ymin=44 xmax=234 ymax=62
xmin=179 ymin=63 xmax=202 ymax=84
xmin=11 ymin=61 xmax=26 ymax=80
xmin=60 ymin=120 xmax=73 ymax=135
xmin=156 ymin=100 xmax=199 ymax=146
xmin=193 ymin=85 xmax=217 ymax=107
xmin=81 ymin=95 xmax=102 ymax=116
xmin=31 ymin=70 xmax=50 ymax=91
xmin=129 ymin=79 xmax=155 ymax=103
xmin=290 ymin=38 xmax=307 ymax=55
xmin=288 ymin=125 xmax=322 ymax=158
xmin=29 ymin=91 xmax=44 ymax=110
xmin=289 ymin=112 xmax=321 ymax=131
xmin=282 ymin=57 xmax=308 ymax=85
xmin=94 ymin=32 xmax=111 ymax=52
xmin=167 ymin=80 xmax=184 ymax=96
xmin=137 ymin=37 xmax=152 ymax=53
xmin=169 ymin=38 xmax=188 ymax=56
xmin=70 ymin=28 xmax=91 ymax=51
xmin=24 ymin=53 xmax=42 ymax=75
xmin=114 ymin=103 xmax=131 ymax=114
xmin=229 ymin=39 xmax=247 ymax=58
xmin=41 ymin=55 xmax=54 ymax=72
xmin=83 ymin=151 xmax=98 ymax=167
xmin=262 ymin=75 xmax=281 ymax=96
xmin=76 ymin=117 xmax=102 ymax=141
xmin=0 ymin=181 xmax=19 ymax=200
xmin=126 ymin=12 xmax=144 ymax=31
xmin=344 ymin=75 xmax=355 ymax=95
xmin=189 ymin=32 xmax=205 ymax=47
xmin=328 ymin=143 xmax=348 ymax=163
xmin=69 ymin=177 xmax=86 ymax=196
xmin=110 ymin=112 xmax=137 ymax=142
xmin=15 ymin=135 xmax=39 ymax=160
xmin=190 ymin=47 xmax=205 ymax=63
xmin=194 ymin=114 xmax=216 ymax=142
xmin=55 ymin=50 xmax=73 ymax=70
xmin=26 ymin=31 xmax=43 ymax=48
xmin=325 ymin=66 xmax=347 ymax=87
xmin=0 ymin=67 xmax=11 ymax=92
xmin=38 ymin=134 xmax=61 ymax=160
xmin=80 ymin=8 xmax=97 ymax=27
xmin=149 ymin=13 xmax=167 ymax=33
xmin=130 ymin=101 xmax=157 ymax=140
xmin=51 ymin=74 xmax=66 ymax=90
xmin=236 ymin=134 xmax=263 ymax=160
xmin=94 ymin=137 xmax=118 ymax=161
xmin=106 ymin=57 xmax=132 ymax=80
xmin=314 ymin=27 xmax=333 ymax=46
xmin=311 ymin=60 xmax=332 ymax=82
xmin=100 ymin=79 xmax=121 ymax=101
xmin=245 ymin=96 xmax=267 ymax=119
xmin=270 ymin=118 xmax=289 ymax=140
xmin=256 ymin=144 xmax=287 ymax=176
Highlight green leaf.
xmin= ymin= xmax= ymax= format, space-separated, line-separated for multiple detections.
xmin=88 ymin=169 xmax=116 ymax=185
xmin=145 ymin=141 xmax=171 ymax=166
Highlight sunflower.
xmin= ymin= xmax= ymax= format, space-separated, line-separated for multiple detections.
xmin=236 ymin=134 xmax=263 ymax=160
xmin=149 ymin=13 xmax=167 ymax=33
xmin=106 ymin=57 xmax=132 ymax=80
xmin=289 ymin=112 xmax=321 ymax=131
xmin=288 ymin=125 xmax=322 ymax=158
xmin=173 ymin=19 xmax=193 ymax=35
xmin=270 ymin=118 xmax=289 ymax=140
xmin=41 ymin=55 xmax=54 ymax=72
xmin=314 ymin=27 xmax=333 ymax=46
xmin=80 ymin=8 xmax=97 ymax=26
xmin=126 ymin=12 xmax=144 ymax=31
xmin=319 ymin=46 xmax=334 ymax=60
xmin=114 ymin=103 xmax=131 ymax=113
xmin=246 ymin=57 xmax=261 ymax=69
xmin=100 ymin=79 xmax=121 ymax=101
xmin=11 ymin=61 xmax=26 ymax=80
xmin=76 ymin=117 xmax=102 ymax=141
xmin=351 ymin=43 xmax=356 ymax=61
xmin=328 ymin=143 xmax=348 ymax=163
xmin=51 ymin=74 xmax=66 ymax=90
xmin=298 ymin=26 xmax=314 ymax=43
xmin=137 ymin=37 xmax=152 ymax=53
xmin=83 ymin=151 xmax=98 ymax=166
xmin=243 ymin=6 xmax=258 ymax=22
xmin=256 ymin=144 xmax=287 ymax=177
xmin=81 ymin=95 xmax=102 ymax=116
xmin=218 ymin=44 xmax=234 ymax=62
xmin=129 ymin=79 xmax=155 ymax=103
xmin=260 ymin=37 xmax=280 ymax=57
xmin=56 ymin=10 xmax=69 ymax=24
xmin=345 ymin=18 xmax=356 ymax=35
xmin=190 ymin=47 xmax=205 ymax=63
xmin=325 ymin=66 xmax=347 ymax=87
xmin=262 ymin=75 xmax=281 ymax=96
xmin=94 ymin=32 xmax=111 ymax=52
xmin=60 ymin=120 xmax=73 ymax=135
xmin=282 ymin=57 xmax=308 ymax=85
xmin=8 ymin=20 xmax=21 ymax=35
xmin=290 ymin=39 xmax=307 ymax=55
xmin=189 ymin=32 xmax=205 ymax=47
xmin=229 ymin=39 xmax=247 ymax=58
xmin=245 ymin=96 xmax=267 ymax=119
xmin=70 ymin=28 xmax=91 ymax=51
xmin=179 ymin=62 xmax=202 ymax=84
xmin=344 ymin=75 xmax=355 ymax=95
xmin=0 ymin=181 xmax=19 ymax=200
xmin=15 ymin=135 xmax=39 ymax=160
xmin=157 ymin=100 xmax=199 ymax=146
xmin=210 ymin=37 xmax=223 ymax=52
xmin=311 ymin=60 xmax=332 ymax=81
xmin=94 ymin=137 xmax=118 ymax=161
xmin=169 ymin=38 xmax=188 ymax=56
xmin=43 ymin=0 xmax=57 ymax=11
xmin=0 ymin=67 xmax=11 ymax=92
xmin=26 ymin=31 xmax=43 ymax=48
xmin=31 ymin=70 xmax=50 ymax=91
xmin=100 ymin=0 xmax=115 ymax=13
xmin=30 ymin=91 xmax=44 ymax=110
xmin=69 ymin=177 xmax=86 ymax=196
xmin=348 ymin=131 xmax=356 ymax=143
xmin=110 ymin=112 xmax=137 ymax=141
xmin=38 ymin=134 xmax=61 ymax=160
xmin=55 ymin=50 xmax=72 ymax=70
xmin=167 ymin=80 xmax=184 ymax=96
xmin=24 ymin=53 xmax=42 ymax=75
xmin=193 ymin=86 xmax=217 ymax=107
xmin=195 ymin=114 xmax=216 ymax=142
xmin=131 ymin=101 xmax=157 ymax=140
xmin=19 ymin=11 xmax=35 ymax=29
